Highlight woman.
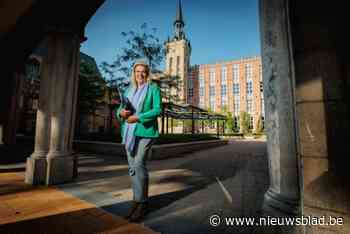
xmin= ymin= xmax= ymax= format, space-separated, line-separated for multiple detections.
xmin=116 ymin=60 xmax=162 ymax=222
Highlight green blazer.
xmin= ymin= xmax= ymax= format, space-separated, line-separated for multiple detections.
xmin=115 ymin=81 xmax=162 ymax=139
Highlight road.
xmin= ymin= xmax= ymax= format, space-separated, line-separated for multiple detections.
xmin=59 ymin=139 xmax=270 ymax=234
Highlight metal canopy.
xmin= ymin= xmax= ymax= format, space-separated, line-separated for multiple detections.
xmin=162 ymin=102 xmax=227 ymax=120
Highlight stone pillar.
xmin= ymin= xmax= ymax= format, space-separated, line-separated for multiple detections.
xmin=260 ymin=0 xmax=301 ymax=216
xmin=45 ymin=29 xmax=80 ymax=185
xmin=69 ymin=48 xmax=80 ymax=179
xmin=25 ymin=48 xmax=52 ymax=184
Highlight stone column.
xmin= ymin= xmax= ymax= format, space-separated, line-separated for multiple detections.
xmin=45 ymin=29 xmax=80 ymax=185
xmin=260 ymin=0 xmax=301 ymax=216
xmin=69 ymin=47 xmax=80 ymax=179
xmin=25 ymin=39 xmax=53 ymax=185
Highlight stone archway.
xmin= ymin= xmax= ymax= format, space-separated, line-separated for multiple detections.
xmin=260 ymin=0 xmax=350 ymax=233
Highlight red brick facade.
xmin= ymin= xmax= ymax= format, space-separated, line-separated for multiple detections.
xmin=188 ymin=57 xmax=264 ymax=130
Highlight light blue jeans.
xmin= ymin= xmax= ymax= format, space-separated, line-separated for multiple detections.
xmin=126 ymin=137 xmax=154 ymax=203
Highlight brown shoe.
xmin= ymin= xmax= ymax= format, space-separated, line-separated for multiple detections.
xmin=129 ymin=202 xmax=148 ymax=222
xmin=124 ymin=201 xmax=139 ymax=220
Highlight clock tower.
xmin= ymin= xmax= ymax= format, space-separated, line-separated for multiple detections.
xmin=165 ymin=0 xmax=191 ymax=104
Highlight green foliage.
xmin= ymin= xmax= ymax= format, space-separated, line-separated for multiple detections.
xmin=202 ymin=107 xmax=213 ymax=128
xmin=225 ymin=112 xmax=234 ymax=133
xmin=239 ymin=111 xmax=251 ymax=134
xmin=233 ymin=116 xmax=240 ymax=133
xmin=99 ymin=22 xmax=179 ymax=120
xmin=182 ymin=119 xmax=195 ymax=133
xmin=78 ymin=61 xmax=106 ymax=114
xmin=255 ymin=115 xmax=264 ymax=134
xmin=100 ymin=23 xmax=165 ymax=91
xmin=220 ymin=105 xmax=228 ymax=114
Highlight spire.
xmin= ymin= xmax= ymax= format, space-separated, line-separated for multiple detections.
xmin=173 ymin=0 xmax=185 ymax=40
xmin=174 ymin=0 xmax=184 ymax=26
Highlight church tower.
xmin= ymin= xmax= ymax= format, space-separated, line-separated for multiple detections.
xmin=165 ymin=0 xmax=191 ymax=103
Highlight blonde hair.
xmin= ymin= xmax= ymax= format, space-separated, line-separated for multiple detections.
xmin=130 ymin=62 xmax=151 ymax=87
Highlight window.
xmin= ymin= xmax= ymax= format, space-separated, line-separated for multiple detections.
xmin=32 ymin=99 xmax=38 ymax=110
xmin=221 ymin=95 xmax=227 ymax=107
xmin=210 ymin=86 xmax=215 ymax=96
xmin=233 ymin=84 xmax=240 ymax=96
xmin=188 ymin=77 xmax=193 ymax=88
xmin=221 ymin=66 xmax=227 ymax=84
xmin=245 ymin=63 xmax=253 ymax=81
xmin=199 ymin=87 xmax=204 ymax=97
xmin=246 ymin=81 xmax=253 ymax=96
xmin=221 ymin=84 xmax=227 ymax=96
xmin=188 ymin=88 xmax=193 ymax=97
xmin=210 ymin=96 xmax=215 ymax=111
xmin=247 ymin=98 xmax=253 ymax=113
xmin=233 ymin=64 xmax=239 ymax=83
xmin=26 ymin=59 xmax=40 ymax=81
xmin=199 ymin=71 xmax=205 ymax=87
xmin=169 ymin=57 xmax=173 ymax=74
xmin=199 ymin=97 xmax=205 ymax=108
xmin=209 ymin=68 xmax=215 ymax=86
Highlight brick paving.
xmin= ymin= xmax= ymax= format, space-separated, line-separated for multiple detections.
xmin=0 ymin=172 xmax=157 ymax=234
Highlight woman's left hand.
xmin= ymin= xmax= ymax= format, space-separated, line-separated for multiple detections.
xmin=126 ymin=115 xmax=139 ymax=123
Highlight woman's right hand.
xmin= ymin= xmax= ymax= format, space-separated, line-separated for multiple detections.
xmin=120 ymin=109 xmax=132 ymax=119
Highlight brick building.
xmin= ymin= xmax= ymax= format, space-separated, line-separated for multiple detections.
xmin=165 ymin=1 xmax=264 ymax=132
xmin=188 ymin=57 xmax=264 ymax=131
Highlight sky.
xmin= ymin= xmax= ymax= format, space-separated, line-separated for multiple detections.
xmin=81 ymin=0 xmax=261 ymax=69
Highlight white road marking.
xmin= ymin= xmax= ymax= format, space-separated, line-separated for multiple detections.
xmin=215 ymin=177 xmax=232 ymax=204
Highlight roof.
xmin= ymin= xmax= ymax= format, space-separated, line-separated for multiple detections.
xmin=162 ymin=102 xmax=227 ymax=120
xmin=174 ymin=0 xmax=184 ymax=25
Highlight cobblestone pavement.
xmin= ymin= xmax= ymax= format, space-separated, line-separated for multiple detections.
xmin=58 ymin=139 xmax=275 ymax=234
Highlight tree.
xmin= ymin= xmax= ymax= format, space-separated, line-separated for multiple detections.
xmin=100 ymin=23 xmax=183 ymax=132
xmin=226 ymin=112 xmax=234 ymax=133
xmin=77 ymin=59 xmax=106 ymax=134
xmin=99 ymin=62 xmax=125 ymax=133
xmin=239 ymin=111 xmax=251 ymax=135
xmin=101 ymin=23 xmax=165 ymax=85
xmin=203 ymin=107 xmax=213 ymax=130
xmin=255 ymin=115 xmax=264 ymax=134
xmin=78 ymin=60 xmax=106 ymax=114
